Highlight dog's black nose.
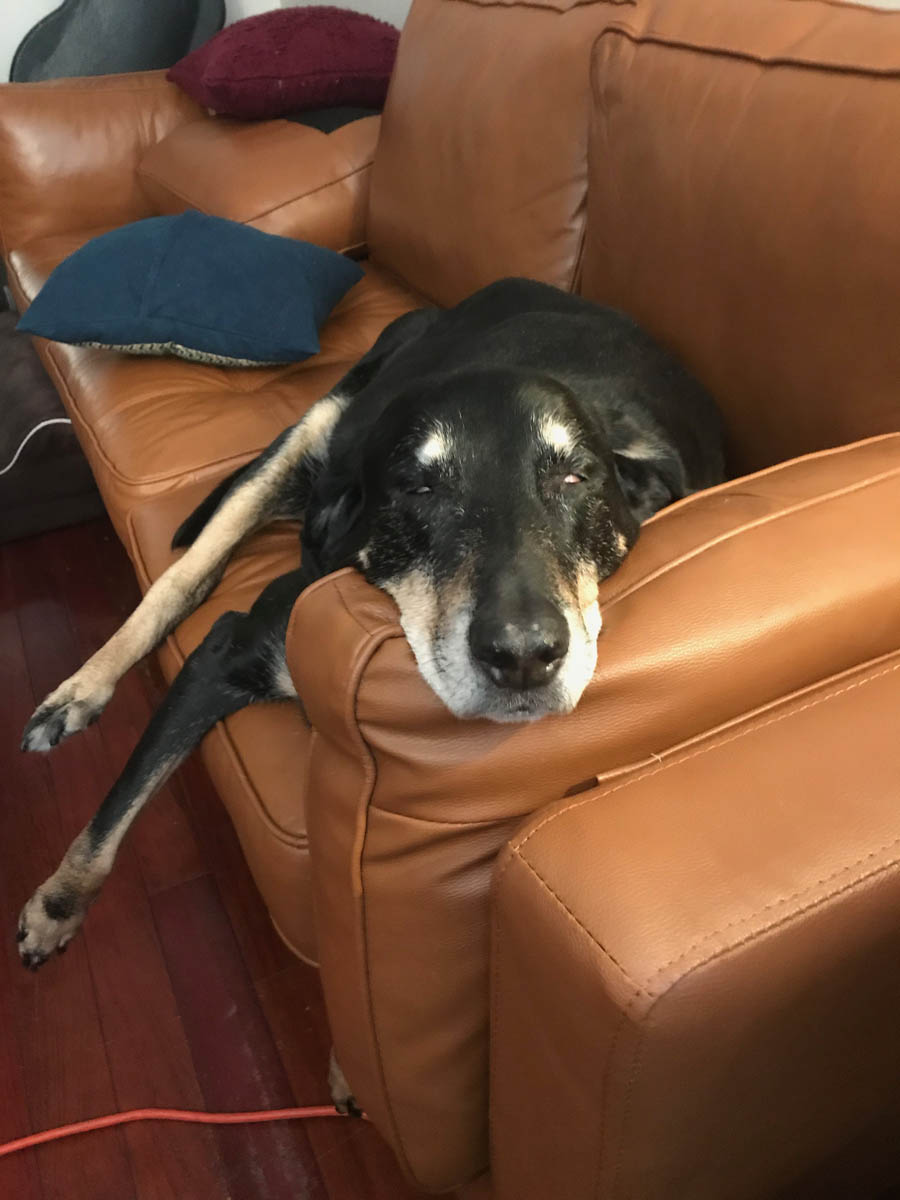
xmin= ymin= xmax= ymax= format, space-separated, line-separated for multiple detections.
xmin=469 ymin=605 xmax=570 ymax=690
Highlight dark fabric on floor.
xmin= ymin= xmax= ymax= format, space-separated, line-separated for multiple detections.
xmin=0 ymin=311 xmax=103 ymax=543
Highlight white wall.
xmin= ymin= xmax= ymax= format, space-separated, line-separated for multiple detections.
xmin=225 ymin=0 xmax=280 ymax=19
xmin=1 ymin=1 xmax=57 ymax=81
xmin=226 ymin=0 xmax=410 ymax=27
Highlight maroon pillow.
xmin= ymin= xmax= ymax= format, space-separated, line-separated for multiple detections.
xmin=167 ymin=6 xmax=400 ymax=119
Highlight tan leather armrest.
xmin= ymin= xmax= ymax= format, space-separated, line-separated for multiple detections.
xmin=493 ymin=649 xmax=900 ymax=1199
xmin=138 ymin=115 xmax=379 ymax=253
xmin=285 ymin=432 xmax=900 ymax=1193
xmin=0 ymin=71 xmax=204 ymax=256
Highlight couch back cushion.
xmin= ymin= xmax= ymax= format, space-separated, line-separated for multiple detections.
xmin=0 ymin=72 xmax=202 ymax=256
xmin=581 ymin=0 xmax=900 ymax=475
xmin=367 ymin=0 xmax=628 ymax=305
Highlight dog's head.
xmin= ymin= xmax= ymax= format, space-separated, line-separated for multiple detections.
xmin=305 ymin=369 xmax=644 ymax=722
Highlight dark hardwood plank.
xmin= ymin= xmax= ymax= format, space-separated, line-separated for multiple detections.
xmin=153 ymin=874 xmax=329 ymax=1200
xmin=0 ymin=952 xmax=45 ymax=1200
xmin=0 ymin=541 xmax=138 ymax=1200
xmin=104 ymin=1014 xmax=228 ymax=1200
xmin=0 ymin=552 xmax=45 ymax=1200
xmin=256 ymin=963 xmax=430 ymax=1200
xmin=81 ymin=862 xmax=230 ymax=1200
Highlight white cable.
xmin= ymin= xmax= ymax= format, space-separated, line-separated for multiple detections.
xmin=0 ymin=418 xmax=73 ymax=477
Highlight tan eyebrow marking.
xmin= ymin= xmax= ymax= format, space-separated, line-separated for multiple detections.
xmin=416 ymin=422 xmax=453 ymax=465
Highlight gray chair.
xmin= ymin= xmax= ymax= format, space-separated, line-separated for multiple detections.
xmin=11 ymin=0 xmax=224 ymax=81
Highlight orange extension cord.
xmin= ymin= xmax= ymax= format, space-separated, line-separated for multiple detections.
xmin=0 ymin=1104 xmax=363 ymax=1160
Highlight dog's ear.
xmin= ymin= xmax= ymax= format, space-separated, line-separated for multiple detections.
xmin=612 ymin=445 xmax=688 ymax=524
xmin=308 ymin=483 xmax=365 ymax=550
xmin=302 ymin=426 xmax=370 ymax=574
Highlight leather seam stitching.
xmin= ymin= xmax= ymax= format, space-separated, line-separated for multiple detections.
xmin=602 ymin=462 xmax=900 ymax=609
xmin=639 ymin=432 xmax=899 ymax=523
xmin=607 ymin=850 xmax=900 ymax=1198
xmin=506 ymin=654 xmax=900 ymax=868
xmin=249 ymin=160 xmax=372 ymax=222
xmin=368 ymin=810 xmax=510 ymax=827
xmin=507 ymin=832 xmax=900 ymax=1194
xmin=1 ymin=83 xmax=184 ymax=96
xmin=334 ymin=579 xmax=420 ymax=1182
xmin=489 ymin=887 xmax=503 ymax=1190
xmin=597 ymin=23 xmax=900 ymax=78
xmin=648 ymin=833 xmax=900 ymax=983
xmin=138 ymin=157 xmax=372 ymax=227
xmin=137 ymin=167 xmax=212 ymax=215
xmin=491 ymin=863 xmax=638 ymax=1197
xmin=596 ymin=1007 xmax=637 ymax=1197
xmin=446 ymin=0 xmax=633 ymax=10
xmin=510 ymin=853 xmax=650 ymax=996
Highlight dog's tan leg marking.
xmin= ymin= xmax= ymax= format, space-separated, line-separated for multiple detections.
xmin=18 ymin=830 xmax=119 ymax=968
xmin=22 ymin=394 xmax=345 ymax=752
xmin=328 ymin=1048 xmax=361 ymax=1116
xmin=17 ymin=755 xmax=179 ymax=968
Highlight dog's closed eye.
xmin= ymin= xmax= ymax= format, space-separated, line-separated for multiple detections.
xmin=393 ymin=463 xmax=447 ymax=499
xmin=544 ymin=467 xmax=589 ymax=493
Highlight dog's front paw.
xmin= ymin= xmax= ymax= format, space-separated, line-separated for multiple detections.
xmin=22 ymin=679 xmax=112 ymax=752
xmin=17 ymin=886 xmax=86 ymax=970
xmin=328 ymin=1048 xmax=362 ymax=1117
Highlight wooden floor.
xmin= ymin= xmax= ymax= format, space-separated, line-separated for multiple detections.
xmin=0 ymin=517 xmax=428 ymax=1200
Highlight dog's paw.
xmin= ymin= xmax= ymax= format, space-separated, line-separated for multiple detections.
xmin=21 ymin=679 xmax=112 ymax=752
xmin=328 ymin=1048 xmax=363 ymax=1117
xmin=17 ymin=886 xmax=86 ymax=971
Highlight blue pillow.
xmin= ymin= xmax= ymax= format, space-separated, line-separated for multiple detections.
xmin=18 ymin=211 xmax=364 ymax=366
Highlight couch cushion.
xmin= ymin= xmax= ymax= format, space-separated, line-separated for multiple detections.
xmin=581 ymin=0 xmax=900 ymax=474
xmin=367 ymin=0 xmax=631 ymax=305
xmin=8 ymin=230 xmax=422 ymax=538
xmin=137 ymin=114 xmax=379 ymax=250
xmin=0 ymin=71 xmax=203 ymax=256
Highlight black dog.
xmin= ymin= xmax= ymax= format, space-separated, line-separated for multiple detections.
xmin=17 ymin=278 xmax=724 ymax=970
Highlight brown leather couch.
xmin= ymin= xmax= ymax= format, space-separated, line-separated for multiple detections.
xmin=2 ymin=0 xmax=900 ymax=1196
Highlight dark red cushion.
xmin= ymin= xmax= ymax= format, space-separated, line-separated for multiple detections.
xmin=167 ymin=6 xmax=399 ymax=119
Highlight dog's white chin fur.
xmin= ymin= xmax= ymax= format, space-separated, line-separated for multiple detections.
xmin=387 ymin=573 xmax=602 ymax=723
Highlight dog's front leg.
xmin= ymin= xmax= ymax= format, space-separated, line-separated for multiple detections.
xmin=21 ymin=394 xmax=348 ymax=754
xmin=16 ymin=602 xmax=294 ymax=969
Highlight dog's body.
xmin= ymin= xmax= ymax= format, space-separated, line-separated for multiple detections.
xmin=16 ymin=278 xmax=724 ymax=973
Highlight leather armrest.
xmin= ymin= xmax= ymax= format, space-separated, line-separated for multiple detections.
xmin=492 ymin=650 xmax=900 ymax=1200
xmin=0 ymin=70 xmax=204 ymax=255
xmin=137 ymin=115 xmax=380 ymax=253
xmin=285 ymin=431 xmax=900 ymax=1193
